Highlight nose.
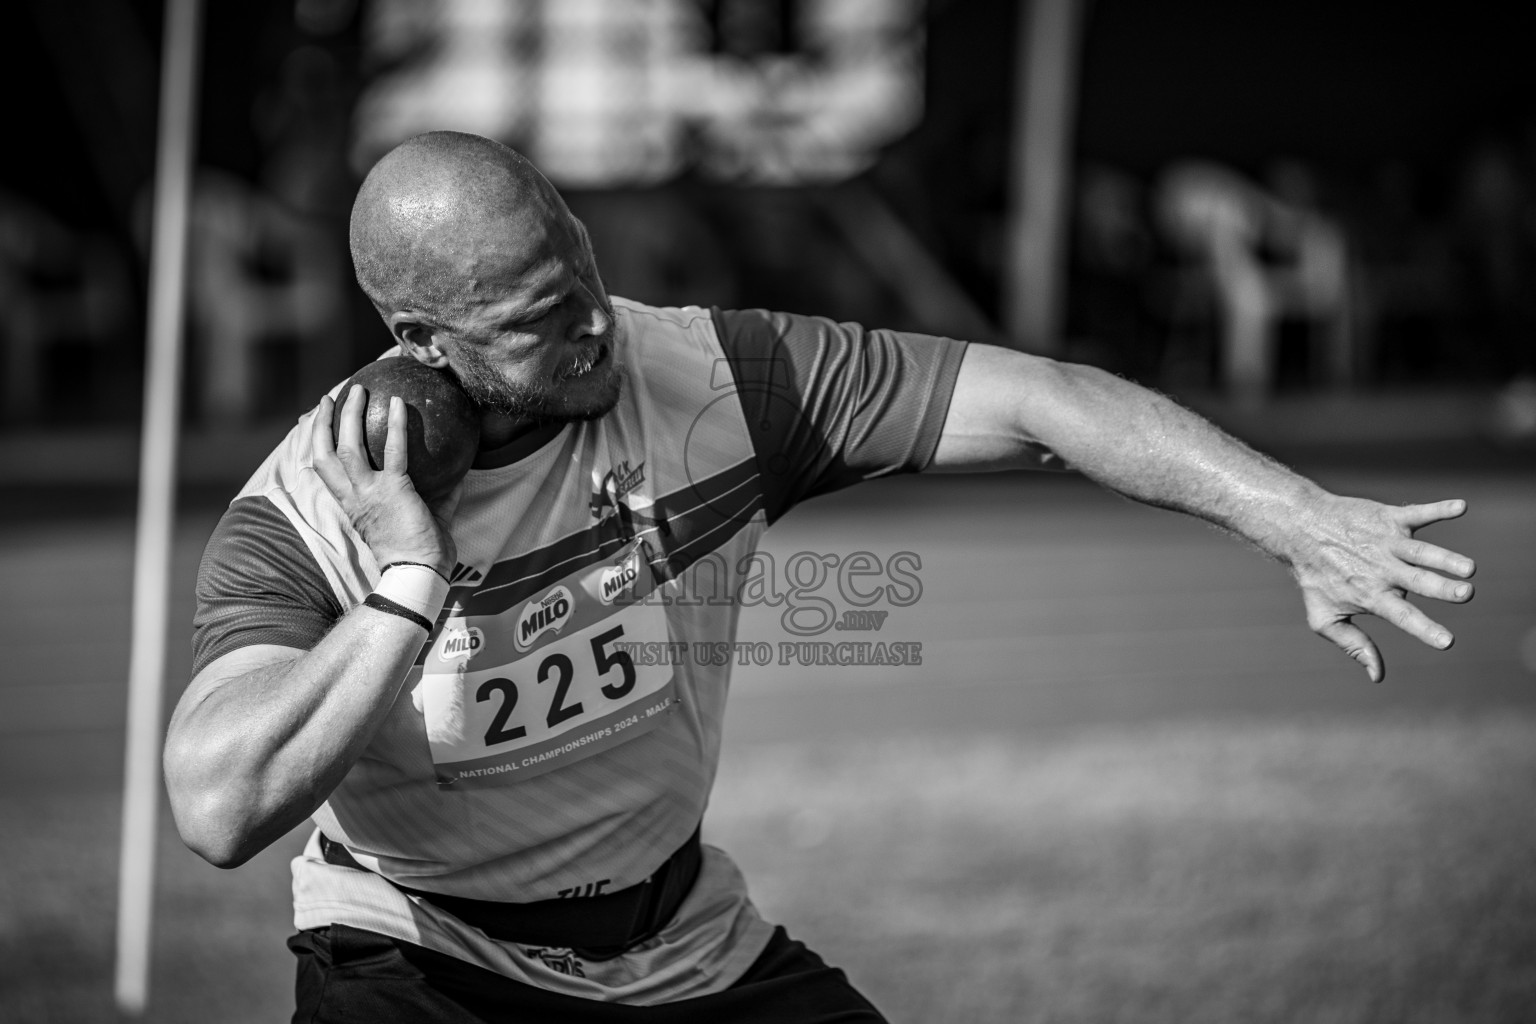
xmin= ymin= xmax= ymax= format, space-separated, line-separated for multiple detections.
xmin=570 ymin=281 xmax=611 ymax=341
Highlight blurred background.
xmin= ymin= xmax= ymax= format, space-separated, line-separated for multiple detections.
xmin=2 ymin=1 xmax=1534 ymax=1021
xmin=5 ymin=0 xmax=1536 ymax=435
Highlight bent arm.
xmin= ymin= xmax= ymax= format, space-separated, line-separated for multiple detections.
xmin=166 ymin=387 xmax=462 ymax=867
xmin=931 ymin=343 xmax=1476 ymax=680
xmin=164 ymin=610 xmax=425 ymax=868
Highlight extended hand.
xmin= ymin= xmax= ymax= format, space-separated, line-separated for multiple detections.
xmin=1290 ymin=496 xmax=1474 ymax=682
xmin=311 ymin=385 xmax=462 ymax=578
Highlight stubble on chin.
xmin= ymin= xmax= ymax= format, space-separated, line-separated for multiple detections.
xmin=451 ymin=345 xmax=623 ymax=424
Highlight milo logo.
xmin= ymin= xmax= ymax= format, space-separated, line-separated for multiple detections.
xmin=515 ymin=586 xmax=574 ymax=651
xmin=599 ymin=551 xmax=641 ymax=605
xmin=438 ymin=625 xmax=485 ymax=663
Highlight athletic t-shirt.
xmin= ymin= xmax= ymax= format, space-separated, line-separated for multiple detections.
xmin=191 ymin=298 xmax=966 ymax=1004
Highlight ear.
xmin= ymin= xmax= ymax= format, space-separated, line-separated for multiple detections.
xmin=389 ymin=313 xmax=451 ymax=369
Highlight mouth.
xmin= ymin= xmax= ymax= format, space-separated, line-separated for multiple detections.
xmin=559 ymin=342 xmax=610 ymax=381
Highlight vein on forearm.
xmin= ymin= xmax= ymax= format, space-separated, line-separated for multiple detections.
xmin=1032 ymin=364 xmax=1322 ymax=562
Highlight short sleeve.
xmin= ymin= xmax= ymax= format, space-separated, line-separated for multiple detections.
xmin=711 ymin=307 xmax=967 ymax=523
xmin=192 ymin=495 xmax=343 ymax=676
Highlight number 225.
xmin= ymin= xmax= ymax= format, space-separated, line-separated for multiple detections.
xmin=473 ymin=625 xmax=636 ymax=747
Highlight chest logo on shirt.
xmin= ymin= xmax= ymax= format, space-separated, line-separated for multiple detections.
xmin=437 ymin=625 xmax=485 ymax=664
xmin=598 ymin=547 xmax=643 ymax=605
xmin=590 ymin=459 xmax=671 ymax=543
xmin=515 ymin=586 xmax=574 ymax=651
xmin=604 ymin=459 xmax=646 ymax=501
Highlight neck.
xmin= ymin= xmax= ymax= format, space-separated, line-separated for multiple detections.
xmin=475 ymin=411 xmax=565 ymax=465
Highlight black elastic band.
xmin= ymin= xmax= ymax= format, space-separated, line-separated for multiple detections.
xmin=381 ymin=560 xmax=449 ymax=583
xmin=363 ymin=593 xmax=433 ymax=632
xmin=319 ymin=826 xmax=703 ymax=959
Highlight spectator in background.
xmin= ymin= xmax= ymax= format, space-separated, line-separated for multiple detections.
xmin=1449 ymin=136 xmax=1536 ymax=444
xmin=562 ymin=188 xmax=740 ymax=314
xmin=188 ymin=169 xmax=348 ymax=426
xmin=0 ymin=189 xmax=132 ymax=424
xmin=1348 ymin=159 xmax=1457 ymax=383
xmin=1152 ymin=159 xmax=1352 ymax=405
xmin=188 ymin=44 xmax=354 ymax=426
xmin=1069 ymin=161 xmax=1157 ymax=378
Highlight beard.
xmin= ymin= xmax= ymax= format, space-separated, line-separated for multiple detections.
xmin=452 ymin=340 xmax=623 ymax=424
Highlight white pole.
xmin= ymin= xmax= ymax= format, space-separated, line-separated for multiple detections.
xmin=1004 ymin=0 xmax=1089 ymax=353
xmin=115 ymin=0 xmax=203 ymax=1014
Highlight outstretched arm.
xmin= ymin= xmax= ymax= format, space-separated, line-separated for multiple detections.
xmin=930 ymin=343 xmax=1476 ymax=681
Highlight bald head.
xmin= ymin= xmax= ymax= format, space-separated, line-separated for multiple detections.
xmin=350 ymin=131 xmax=567 ymax=325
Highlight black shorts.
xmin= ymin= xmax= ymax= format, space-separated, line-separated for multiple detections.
xmin=288 ymin=923 xmax=888 ymax=1023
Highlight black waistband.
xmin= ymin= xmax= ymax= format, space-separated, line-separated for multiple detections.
xmin=318 ymin=827 xmax=702 ymax=960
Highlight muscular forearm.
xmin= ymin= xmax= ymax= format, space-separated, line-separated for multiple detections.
xmin=1031 ymin=360 xmax=1324 ymax=560
xmin=164 ymin=607 xmax=427 ymax=868
xmin=935 ymin=344 xmax=1325 ymax=561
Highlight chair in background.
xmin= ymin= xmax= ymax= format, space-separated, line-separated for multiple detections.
xmin=1151 ymin=160 xmax=1353 ymax=404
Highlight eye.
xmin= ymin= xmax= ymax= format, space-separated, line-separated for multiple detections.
xmin=503 ymin=306 xmax=554 ymax=330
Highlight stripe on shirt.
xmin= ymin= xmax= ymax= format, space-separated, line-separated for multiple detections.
xmin=450 ymin=458 xmax=761 ymax=621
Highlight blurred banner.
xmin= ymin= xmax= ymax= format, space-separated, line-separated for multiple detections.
xmin=350 ymin=0 xmax=925 ymax=187
xmin=4 ymin=0 xmax=1535 ymax=445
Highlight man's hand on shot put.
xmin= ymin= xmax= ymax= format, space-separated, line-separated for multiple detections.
xmin=312 ymin=385 xmax=463 ymax=579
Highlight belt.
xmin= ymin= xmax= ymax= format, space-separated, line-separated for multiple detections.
xmin=318 ymin=826 xmax=702 ymax=960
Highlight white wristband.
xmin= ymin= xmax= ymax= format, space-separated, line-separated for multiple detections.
xmin=374 ymin=563 xmax=450 ymax=621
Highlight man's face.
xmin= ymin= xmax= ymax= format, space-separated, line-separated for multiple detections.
xmin=438 ymin=207 xmax=622 ymax=424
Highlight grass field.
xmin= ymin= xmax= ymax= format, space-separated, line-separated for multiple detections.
xmin=1 ymin=465 xmax=1532 ymax=1022
xmin=3 ymin=715 xmax=1534 ymax=1023
xmin=711 ymin=716 xmax=1536 ymax=1024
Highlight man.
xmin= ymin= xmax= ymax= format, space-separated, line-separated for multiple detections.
xmin=164 ymin=132 xmax=1476 ymax=1022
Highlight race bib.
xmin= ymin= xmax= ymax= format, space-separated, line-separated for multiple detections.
xmin=416 ymin=539 xmax=676 ymax=788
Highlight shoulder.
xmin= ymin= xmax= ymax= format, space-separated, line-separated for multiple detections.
xmin=612 ymin=296 xmax=715 ymax=328
xmin=193 ymin=492 xmax=346 ymax=676
xmin=612 ymin=297 xmax=720 ymax=352
xmin=610 ymin=297 xmax=736 ymax=410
